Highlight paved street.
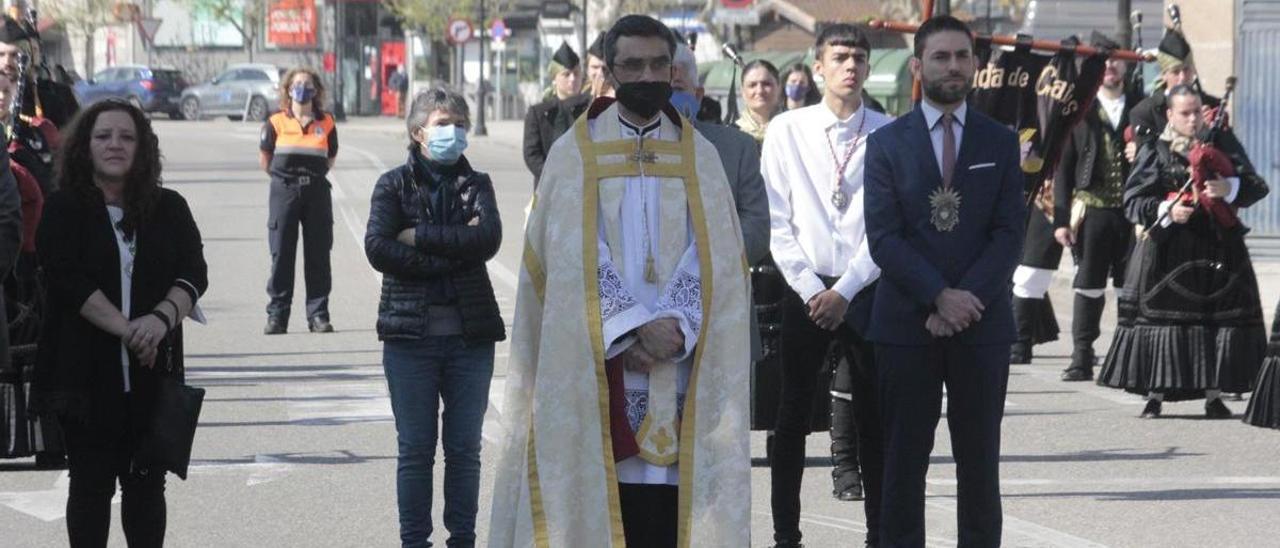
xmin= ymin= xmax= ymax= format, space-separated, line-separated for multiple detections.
xmin=1 ymin=116 xmax=1278 ymax=547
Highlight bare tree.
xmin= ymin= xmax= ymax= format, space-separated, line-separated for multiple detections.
xmin=43 ymin=0 xmax=115 ymax=76
xmin=182 ymin=0 xmax=266 ymax=62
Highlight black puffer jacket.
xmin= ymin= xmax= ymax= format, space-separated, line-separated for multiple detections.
xmin=364 ymin=149 xmax=505 ymax=343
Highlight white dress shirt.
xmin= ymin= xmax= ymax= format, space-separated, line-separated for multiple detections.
xmin=762 ymin=102 xmax=893 ymax=303
xmin=920 ymin=99 xmax=967 ymax=177
xmin=1096 ymin=92 xmax=1126 ymax=131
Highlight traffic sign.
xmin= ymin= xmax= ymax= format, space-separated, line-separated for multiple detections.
xmin=490 ymin=18 xmax=511 ymax=42
xmin=720 ymin=0 xmax=752 ymax=9
xmin=446 ymin=18 xmax=474 ymax=45
xmin=136 ymin=18 xmax=163 ymax=45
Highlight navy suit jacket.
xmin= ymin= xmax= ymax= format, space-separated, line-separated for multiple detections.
xmin=864 ymin=104 xmax=1026 ymax=346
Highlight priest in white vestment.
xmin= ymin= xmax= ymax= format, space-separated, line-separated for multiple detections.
xmin=488 ymin=15 xmax=751 ymax=548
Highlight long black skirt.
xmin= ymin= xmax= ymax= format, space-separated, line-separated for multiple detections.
xmin=1244 ymin=302 xmax=1280 ymax=429
xmin=1098 ymin=222 xmax=1266 ymax=401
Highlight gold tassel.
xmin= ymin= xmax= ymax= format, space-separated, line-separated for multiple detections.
xmin=645 ymin=255 xmax=657 ymax=283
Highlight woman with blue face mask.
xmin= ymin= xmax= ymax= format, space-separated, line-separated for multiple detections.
xmin=780 ymin=63 xmax=822 ymax=112
xmin=259 ymin=68 xmax=339 ymax=335
xmin=363 ymin=85 xmax=505 ymax=548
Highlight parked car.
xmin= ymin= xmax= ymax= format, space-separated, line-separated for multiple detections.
xmin=73 ymin=64 xmax=187 ymax=119
xmin=180 ymin=63 xmax=283 ymax=122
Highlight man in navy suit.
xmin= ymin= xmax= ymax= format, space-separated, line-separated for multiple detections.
xmin=863 ymin=15 xmax=1025 ymax=548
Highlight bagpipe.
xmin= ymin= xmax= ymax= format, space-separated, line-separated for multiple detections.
xmin=1148 ymin=76 xmax=1240 ymax=232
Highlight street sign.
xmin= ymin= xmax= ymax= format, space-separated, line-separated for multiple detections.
xmin=446 ymin=18 xmax=474 ymax=45
xmin=712 ymin=7 xmax=760 ymax=25
xmin=137 ymin=17 xmax=163 ymax=45
xmin=720 ymin=0 xmax=752 ymax=9
xmin=490 ymin=18 xmax=511 ymax=42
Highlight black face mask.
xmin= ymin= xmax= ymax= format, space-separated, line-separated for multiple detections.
xmin=614 ymin=80 xmax=672 ymax=120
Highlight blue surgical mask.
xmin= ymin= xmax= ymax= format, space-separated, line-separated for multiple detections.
xmin=425 ymin=125 xmax=468 ymax=164
xmin=784 ymin=83 xmax=806 ymax=101
xmin=670 ymin=91 xmax=700 ymax=119
xmin=290 ymin=85 xmax=317 ymax=104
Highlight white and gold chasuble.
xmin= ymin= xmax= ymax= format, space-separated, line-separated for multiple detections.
xmin=488 ymin=102 xmax=751 ymax=547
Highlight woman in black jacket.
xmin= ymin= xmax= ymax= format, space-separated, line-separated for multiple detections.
xmin=34 ymin=100 xmax=208 ymax=547
xmin=364 ymin=85 xmax=504 ymax=548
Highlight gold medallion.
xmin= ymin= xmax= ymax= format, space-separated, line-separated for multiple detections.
xmin=929 ymin=187 xmax=962 ymax=232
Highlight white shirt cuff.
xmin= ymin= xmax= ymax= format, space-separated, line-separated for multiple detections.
xmin=602 ymin=304 xmax=652 ymax=356
xmin=1225 ymin=176 xmax=1241 ymax=204
xmin=605 ymin=335 xmax=638 ymax=360
xmin=792 ymin=272 xmax=828 ymax=304
xmin=1158 ymin=199 xmax=1174 ymax=228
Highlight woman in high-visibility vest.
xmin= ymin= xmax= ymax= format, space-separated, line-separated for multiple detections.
xmin=258 ymin=67 xmax=338 ymax=335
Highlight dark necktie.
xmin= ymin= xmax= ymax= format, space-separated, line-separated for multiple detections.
xmin=941 ymin=112 xmax=956 ymax=187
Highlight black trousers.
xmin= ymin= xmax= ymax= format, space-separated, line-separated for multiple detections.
xmin=771 ymin=289 xmax=883 ymax=545
xmin=877 ymin=342 xmax=1008 ymax=548
xmin=618 ymin=483 xmax=677 ymax=548
xmin=266 ymin=178 xmax=334 ymax=321
xmin=64 ymin=415 xmax=166 ymax=548
xmin=1070 ymin=207 xmax=1132 ymax=290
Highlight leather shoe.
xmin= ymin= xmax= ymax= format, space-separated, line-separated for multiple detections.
xmin=1060 ymin=367 xmax=1093 ymax=382
xmin=1139 ymin=399 xmax=1162 ymax=419
xmin=833 ymin=472 xmax=864 ymax=501
xmin=264 ymin=317 xmax=286 ymax=335
xmin=308 ymin=317 xmax=334 ymax=333
xmin=1205 ymin=398 xmax=1233 ymax=419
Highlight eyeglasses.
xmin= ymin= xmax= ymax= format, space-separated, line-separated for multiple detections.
xmin=612 ymin=56 xmax=672 ymax=76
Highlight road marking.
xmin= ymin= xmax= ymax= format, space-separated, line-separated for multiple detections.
xmin=925 ymin=495 xmax=1107 ymax=548
xmin=0 ymin=471 xmax=116 ymax=522
xmin=750 ymin=510 xmax=956 ymax=547
xmin=928 ymin=476 xmax=1280 ymax=487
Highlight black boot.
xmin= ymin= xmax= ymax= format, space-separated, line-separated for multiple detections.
xmin=1010 ymin=297 xmax=1036 ymax=364
xmin=829 ymin=395 xmax=863 ymax=501
xmin=1062 ymin=294 xmax=1105 ymax=381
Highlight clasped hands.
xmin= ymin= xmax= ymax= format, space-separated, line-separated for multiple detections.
xmin=927 ymin=288 xmax=984 ymax=338
xmin=124 ymin=313 xmax=170 ymax=369
xmin=622 ymin=318 xmax=685 ymax=374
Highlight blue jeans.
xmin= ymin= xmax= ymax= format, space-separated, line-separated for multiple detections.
xmin=383 ymin=337 xmax=495 ymax=548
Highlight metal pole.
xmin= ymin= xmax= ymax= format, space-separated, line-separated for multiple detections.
xmin=1117 ymin=0 xmax=1133 ymax=48
xmin=475 ymin=0 xmax=488 ymax=136
xmin=581 ymin=0 xmax=589 ymax=63
xmin=333 ymin=0 xmax=346 ymax=120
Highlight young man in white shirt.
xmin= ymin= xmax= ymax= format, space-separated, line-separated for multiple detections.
xmin=761 ymin=23 xmax=892 ymax=548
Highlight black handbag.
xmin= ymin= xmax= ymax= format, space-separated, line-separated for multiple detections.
xmin=134 ymin=342 xmax=204 ymax=480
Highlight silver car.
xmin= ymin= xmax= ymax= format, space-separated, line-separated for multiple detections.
xmin=180 ymin=63 xmax=283 ymax=121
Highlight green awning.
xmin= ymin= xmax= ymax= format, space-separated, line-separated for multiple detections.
xmin=700 ymin=48 xmax=915 ymax=116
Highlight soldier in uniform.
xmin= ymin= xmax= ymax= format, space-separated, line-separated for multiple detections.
xmin=260 ymin=68 xmax=338 ymax=335
xmin=1051 ymin=34 xmax=1138 ymax=382
xmin=521 ymin=42 xmax=590 ymax=188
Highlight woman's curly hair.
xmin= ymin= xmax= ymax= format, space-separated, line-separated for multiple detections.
xmin=53 ymin=99 xmax=163 ymax=239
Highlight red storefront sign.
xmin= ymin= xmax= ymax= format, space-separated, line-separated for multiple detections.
xmin=267 ymin=0 xmax=317 ymax=47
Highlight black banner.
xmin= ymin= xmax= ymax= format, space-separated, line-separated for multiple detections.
xmin=970 ymin=37 xmax=1106 ymax=205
